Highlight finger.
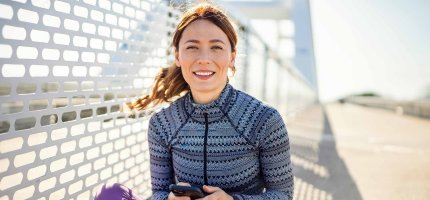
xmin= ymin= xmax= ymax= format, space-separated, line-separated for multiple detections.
xmin=202 ymin=185 xmax=221 ymax=193
xmin=195 ymin=194 xmax=211 ymax=200
xmin=168 ymin=192 xmax=175 ymax=200
xmin=168 ymin=192 xmax=191 ymax=200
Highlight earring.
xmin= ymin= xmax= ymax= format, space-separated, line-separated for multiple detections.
xmin=231 ymin=65 xmax=236 ymax=71
xmin=228 ymin=66 xmax=236 ymax=77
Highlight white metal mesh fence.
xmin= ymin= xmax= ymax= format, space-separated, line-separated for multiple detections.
xmin=0 ymin=0 xmax=180 ymax=199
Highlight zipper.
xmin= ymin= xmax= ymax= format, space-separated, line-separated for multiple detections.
xmin=203 ymin=112 xmax=209 ymax=186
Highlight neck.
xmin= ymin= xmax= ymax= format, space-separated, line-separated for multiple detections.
xmin=191 ymin=85 xmax=226 ymax=104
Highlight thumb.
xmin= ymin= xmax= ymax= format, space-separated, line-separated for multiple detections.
xmin=202 ymin=185 xmax=220 ymax=193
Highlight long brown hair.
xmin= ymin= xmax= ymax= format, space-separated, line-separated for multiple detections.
xmin=129 ymin=3 xmax=238 ymax=110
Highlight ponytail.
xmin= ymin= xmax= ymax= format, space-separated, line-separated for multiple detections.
xmin=128 ymin=64 xmax=189 ymax=110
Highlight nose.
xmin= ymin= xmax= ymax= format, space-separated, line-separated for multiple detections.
xmin=197 ymin=50 xmax=211 ymax=65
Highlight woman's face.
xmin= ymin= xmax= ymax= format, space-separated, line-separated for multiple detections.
xmin=175 ymin=19 xmax=236 ymax=96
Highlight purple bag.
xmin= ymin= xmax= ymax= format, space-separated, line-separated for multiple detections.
xmin=94 ymin=183 xmax=144 ymax=200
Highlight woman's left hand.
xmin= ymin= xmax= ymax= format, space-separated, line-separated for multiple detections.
xmin=196 ymin=185 xmax=233 ymax=200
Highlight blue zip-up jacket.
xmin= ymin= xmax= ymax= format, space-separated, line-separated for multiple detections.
xmin=148 ymin=84 xmax=293 ymax=199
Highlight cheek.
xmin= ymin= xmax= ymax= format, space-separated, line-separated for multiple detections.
xmin=215 ymin=54 xmax=231 ymax=69
xmin=178 ymin=52 xmax=195 ymax=65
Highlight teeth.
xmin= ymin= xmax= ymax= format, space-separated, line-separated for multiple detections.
xmin=194 ymin=72 xmax=214 ymax=76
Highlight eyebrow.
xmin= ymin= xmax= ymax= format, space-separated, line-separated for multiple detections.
xmin=184 ymin=39 xmax=226 ymax=44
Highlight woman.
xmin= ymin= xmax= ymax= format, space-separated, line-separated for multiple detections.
xmin=97 ymin=3 xmax=293 ymax=200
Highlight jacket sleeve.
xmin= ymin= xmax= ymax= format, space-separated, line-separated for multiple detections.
xmin=148 ymin=115 xmax=174 ymax=200
xmin=231 ymin=109 xmax=294 ymax=200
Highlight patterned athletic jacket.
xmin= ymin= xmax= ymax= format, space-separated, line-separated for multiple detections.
xmin=148 ymin=84 xmax=293 ymax=199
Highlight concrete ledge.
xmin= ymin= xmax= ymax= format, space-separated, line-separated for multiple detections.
xmin=342 ymin=96 xmax=430 ymax=119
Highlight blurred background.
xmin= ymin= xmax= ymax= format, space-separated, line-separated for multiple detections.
xmin=0 ymin=0 xmax=429 ymax=199
xmin=312 ymin=0 xmax=430 ymax=102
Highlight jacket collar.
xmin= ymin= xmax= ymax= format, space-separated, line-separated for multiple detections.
xmin=184 ymin=84 xmax=235 ymax=122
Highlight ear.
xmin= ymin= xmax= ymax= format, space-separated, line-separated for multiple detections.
xmin=230 ymin=50 xmax=236 ymax=67
xmin=175 ymin=48 xmax=180 ymax=67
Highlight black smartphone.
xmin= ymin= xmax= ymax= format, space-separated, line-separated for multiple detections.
xmin=169 ymin=184 xmax=205 ymax=198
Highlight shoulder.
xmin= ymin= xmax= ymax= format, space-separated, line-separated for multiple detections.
xmin=228 ymin=90 xmax=283 ymax=142
xmin=149 ymin=96 xmax=189 ymax=141
xmin=232 ymin=90 xmax=279 ymax=119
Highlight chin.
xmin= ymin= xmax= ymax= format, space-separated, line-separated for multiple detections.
xmin=189 ymin=83 xmax=220 ymax=93
xmin=190 ymin=85 xmax=215 ymax=92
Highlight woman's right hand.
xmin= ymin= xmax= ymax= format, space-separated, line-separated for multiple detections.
xmin=168 ymin=182 xmax=191 ymax=200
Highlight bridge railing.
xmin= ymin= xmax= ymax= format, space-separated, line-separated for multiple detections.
xmin=343 ymin=96 xmax=430 ymax=119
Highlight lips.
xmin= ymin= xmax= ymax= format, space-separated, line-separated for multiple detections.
xmin=193 ymin=70 xmax=215 ymax=80
xmin=194 ymin=71 xmax=215 ymax=76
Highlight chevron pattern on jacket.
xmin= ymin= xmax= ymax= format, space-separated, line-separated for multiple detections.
xmin=148 ymin=84 xmax=293 ymax=200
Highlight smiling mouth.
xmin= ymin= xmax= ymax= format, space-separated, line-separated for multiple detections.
xmin=193 ymin=71 xmax=215 ymax=80
xmin=193 ymin=72 xmax=215 ymax=76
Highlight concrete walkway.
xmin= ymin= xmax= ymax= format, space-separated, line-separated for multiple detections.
xmin=288 ymin=103 xmax=430 ymax=200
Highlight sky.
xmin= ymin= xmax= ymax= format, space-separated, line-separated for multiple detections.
xmin=310 ymin=0 xmax=430 ymax=102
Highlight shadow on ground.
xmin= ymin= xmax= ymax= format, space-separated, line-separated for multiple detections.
xmin=290 ymin=106 xmax=362 ymax=200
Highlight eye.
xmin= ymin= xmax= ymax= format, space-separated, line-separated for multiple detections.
xmin=212 ymin=45 xmax=223 ymax=50
xmin=186 ymin=46 xmax=198 ymax=50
